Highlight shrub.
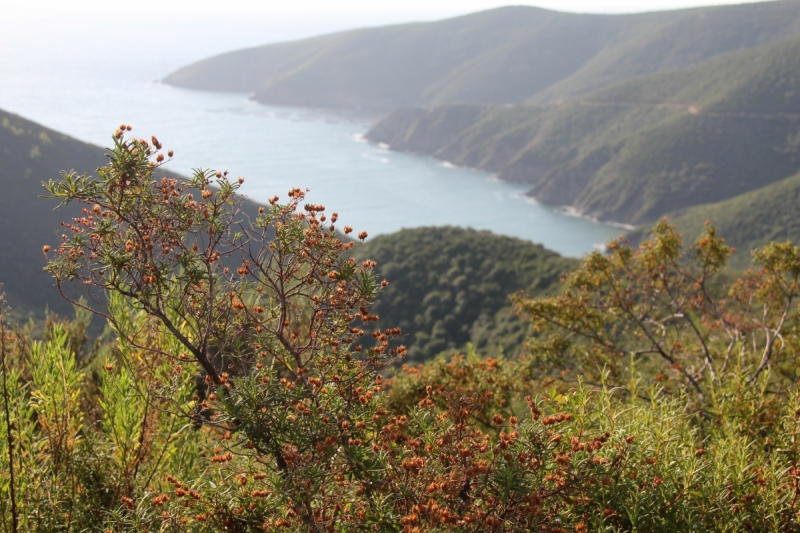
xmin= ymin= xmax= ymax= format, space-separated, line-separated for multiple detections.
xmin=0 ymin=130 xmax=798 ymax=531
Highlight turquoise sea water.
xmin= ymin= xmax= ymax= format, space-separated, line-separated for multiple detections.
xmin=0 ymin=14 xmax=622 ymax=257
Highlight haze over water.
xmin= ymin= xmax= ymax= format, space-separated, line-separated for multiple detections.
xmin=0 ymin=14 xmax=621 ymax=257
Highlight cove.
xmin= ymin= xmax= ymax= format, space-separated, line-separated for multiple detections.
xmin=0 ymin=19 xmax=621 ymax=258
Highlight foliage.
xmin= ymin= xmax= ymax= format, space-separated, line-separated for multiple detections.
xmin=0 ymin=109 xmax=264 ymax=321
xmin=6 ymin=300 xmax=800 ymax=531
xmin=660 ymin=169 xmax=800 ymax=270
xmin=513 ymin=219 xmax=800 ymax=405
xmin=389 ymin=358 xmax=800 ymax=533
xmin=0 ymin=290 xmax=208 ymax=532
xmin=385 ymin=345 xmax=538 ymax=428
xmin=3 ymin=134 xmax=800 ymax=531
xmin=353 ymin=227 xmax=576 ymax=361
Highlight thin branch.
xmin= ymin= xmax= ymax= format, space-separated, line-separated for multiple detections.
xmin=0 ymin=294 xmax=19 ymax=533
xmin=662 ymin=281 xmax=718 ymax=383
xmin=750 ymin=297 xmax=793 ymax=383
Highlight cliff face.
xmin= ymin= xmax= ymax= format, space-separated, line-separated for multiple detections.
xmin=366 ymin=35 xmax=800 ymax=227
xmin=164 ymin=2 xmax=800 ymax=111
xmin=365 ymin=108 xmax=439 ymax=149
xmin=366 ymin=105 xmax=537 ymax=174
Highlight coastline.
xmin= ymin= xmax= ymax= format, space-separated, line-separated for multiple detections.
xmin=556 ymin=205 xmax=636 ymax=231
xmin=367 ymin=136 xmax=637 ymax=233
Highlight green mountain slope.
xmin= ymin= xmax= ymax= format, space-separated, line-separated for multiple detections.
xmin=351 ymin=227 xmax=577 ymax=361
xmin=163 ymin=1 xmax=800 ymax=110
xmin=367 ymin=35 xmax=800 ymax=225
xmin=527 ymin=0 xmax=800 ymax=105
xmin=0 ymin=110 xmax=108 ymax=317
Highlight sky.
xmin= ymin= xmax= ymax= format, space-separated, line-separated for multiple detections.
xmin=0 ymin=0 xmax=779 ymax=78
xmin=2 ymin=0 xmax=773 ymax=17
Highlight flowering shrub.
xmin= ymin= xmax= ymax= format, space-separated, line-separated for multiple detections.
xmin=513 ymin=220 xmax=800 ymax=411
xmin=0 ymin=130 xmax=798 ymax=531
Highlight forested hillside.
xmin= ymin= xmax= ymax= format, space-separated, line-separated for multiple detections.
xmin=163 ymin=1 xmax=800 ymax=110
xmin=367 ymin=35 xmax=800 ymax=227
xmin=352 ymin=227 xmax=577 ymax=361
xmin=0 ymin=109 xmax=107 ymax=316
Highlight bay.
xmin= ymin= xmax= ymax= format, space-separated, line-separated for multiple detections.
xmin=0 ymin=13 xmax=622 ymax=257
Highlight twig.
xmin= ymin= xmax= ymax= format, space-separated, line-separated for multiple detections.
xmin=0 ymin=292 xmax=19 ymax=533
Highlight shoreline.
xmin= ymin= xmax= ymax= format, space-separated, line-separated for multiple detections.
xmin=556 ymin=205 xmax=636 ymax=231
xmin=367 ymin=137 xmax=637 ymax=233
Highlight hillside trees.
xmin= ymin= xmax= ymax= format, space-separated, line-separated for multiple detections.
xmin=352 ymin=227 xmax=576 ymax=361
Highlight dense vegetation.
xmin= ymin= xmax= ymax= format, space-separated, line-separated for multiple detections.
xmin=163 ymin=1 xmax=800 ymax=109
xmin=4 ymin=134 xmax=800 ymax=531
xmin=367 ymin=34 xmax=800 ymax=227
xmin=352 ymin=227 xmax=577 ymax=361
xmin=5 ymin=6 xmax=800 ymax=525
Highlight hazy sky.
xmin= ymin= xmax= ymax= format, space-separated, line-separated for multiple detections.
xmin=0 ymin=0 xmax=779 ymax=77
xmin=3 ymin=0 xmax=773 ymax=17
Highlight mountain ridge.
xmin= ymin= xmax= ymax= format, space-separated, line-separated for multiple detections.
xmin=0 ymin=109 xmax=109 ymax=317
xmin=163 ymin=1 xmax=800 ymax=110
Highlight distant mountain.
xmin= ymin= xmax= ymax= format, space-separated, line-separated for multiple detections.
xmin=367 ymin=34 xmax=800 ymax=226
xmin=163 ymin=1 xmax=800 ymax=110
xmin=161 ymin=0 xmax=800 ymax=263
xmin=352 ymin=227 xmax=577 ymax=361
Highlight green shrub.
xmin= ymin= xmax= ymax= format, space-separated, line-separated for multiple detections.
xmin=0 ymin=131 xmax=798 ymax=531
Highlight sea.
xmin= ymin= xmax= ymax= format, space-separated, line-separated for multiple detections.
xmin=0 ymin=12 xmax=622 ymax=257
